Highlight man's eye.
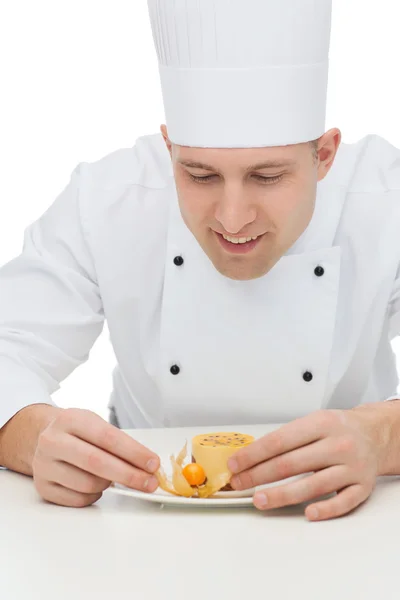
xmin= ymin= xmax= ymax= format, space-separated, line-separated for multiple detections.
xmin=252 ymin=175 xmax=283 ymax=184
xmin=189 ymin=174 xmax=215 ymax=183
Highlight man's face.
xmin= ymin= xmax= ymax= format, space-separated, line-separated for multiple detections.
xmin=161 ymin=126 xmax=341 ymax=281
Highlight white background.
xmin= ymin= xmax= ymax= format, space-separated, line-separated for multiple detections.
xmin=1 ymin=0 xmax=399 ymax=421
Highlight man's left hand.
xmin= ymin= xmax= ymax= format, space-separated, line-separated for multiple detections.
xmin=228 ymin=406 xmax=392 ymax=521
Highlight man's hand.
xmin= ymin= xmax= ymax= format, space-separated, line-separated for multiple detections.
xmin=228 ymin=405 xmax=393 ymax=521
xmin=32 ymin=408 xmax=160 ymax=508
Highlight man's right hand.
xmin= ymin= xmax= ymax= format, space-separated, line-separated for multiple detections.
xmin=32 ymin=408 xmax=160 ymax=508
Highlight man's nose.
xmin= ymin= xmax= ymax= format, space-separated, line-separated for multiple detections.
xmin=214 ymin=186 xmax=256 ymax=234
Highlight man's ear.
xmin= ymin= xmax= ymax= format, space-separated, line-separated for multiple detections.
xmin=160 ymin=124 xmax=172 ymax=155
xmin=317 ymin=128 xmax=342 ymax=182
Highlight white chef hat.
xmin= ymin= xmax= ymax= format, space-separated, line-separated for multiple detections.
xmin=147 ymin=0 xmax=332 ymax=148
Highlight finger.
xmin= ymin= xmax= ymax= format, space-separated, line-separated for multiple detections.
xmin=252 ymin=465 xmax=353 ymax=511
xmin=59 ymin=409 xmax=160 ymax=473
xmin=229 ymin=410 xmax=343 ymax=474
xmin=48 ymin=433 xmax=159 ymax=493
xmin=35 ymin=480 xmax=103 ymax=508
xmin=46 ymin=460 xmax=112 ymax=495
xmin=232 ymin=437 xmax=350 ymax=489
xmin=305 ymin=484 xmax=370 ymax=521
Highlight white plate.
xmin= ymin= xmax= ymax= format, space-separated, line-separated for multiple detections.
xmin=108 ymin=482 xmax=257 ymax=507
xmin=104 ymin=424 xmax=277 ymax=508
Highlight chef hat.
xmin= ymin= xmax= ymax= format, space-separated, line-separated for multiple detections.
xmin=147 ymin=0 xmax=332 ymax=148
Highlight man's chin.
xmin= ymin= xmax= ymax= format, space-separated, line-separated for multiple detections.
xmin=196 ymin=237 xmax=278 ymax=281
xmin=208 ymin=255 xmax=274 ymax=281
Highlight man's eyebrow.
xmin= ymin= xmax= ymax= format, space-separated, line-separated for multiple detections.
xmin=177 ymin=159 xmax=295 ymax=172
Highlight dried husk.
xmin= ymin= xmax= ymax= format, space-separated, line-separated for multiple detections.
xmin=197 ymin=472 xmax=232 ymax=498
xmin=155 ymin=466 xmax=180 ymax=496
xmin=155 ymin=441 xmax=232 ymax=499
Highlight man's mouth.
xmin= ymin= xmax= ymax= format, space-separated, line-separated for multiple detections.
xmin=221 ymin=234 xmax=259 ymax=244
xmin=214 ymin=231 xmax=264 ymax=254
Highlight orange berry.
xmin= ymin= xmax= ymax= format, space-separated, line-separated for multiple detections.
xmin=182 ymin=463 xmax=206 ymax=486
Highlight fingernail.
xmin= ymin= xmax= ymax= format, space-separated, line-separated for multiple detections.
xmin=255 ymin=493 xmax=268 ymax=508
xmin=146 ymin=458 xmax=159 ymax=473
xmin=144 ymin=476 xmax=158 ymax=492
xmin=230 ymin=475 xmax=242 ymax=490
xmin=307 ymin=507 xmax=319 ymax=520
xmin=228 ymin=458 xmax=239 ymax=473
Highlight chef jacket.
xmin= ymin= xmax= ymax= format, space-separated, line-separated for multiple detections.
xmin=1 ymin=132 xmax=400 ymax=431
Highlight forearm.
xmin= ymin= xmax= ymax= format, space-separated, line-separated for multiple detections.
xmin=351 ymin=400 xmax=400 ymax=476
xmin=0 ymin=404 xmax=62 ymax=476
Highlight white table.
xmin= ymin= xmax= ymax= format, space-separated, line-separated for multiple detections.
xmin=1 ymin=424 xmax=400 ymax=599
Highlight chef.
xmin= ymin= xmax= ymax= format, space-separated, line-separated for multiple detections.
xmin=1 ymin=0 xmax=400 ymax=521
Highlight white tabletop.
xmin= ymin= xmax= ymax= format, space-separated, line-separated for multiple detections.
xmin=1 ymin=423 xmax=400 ymax=599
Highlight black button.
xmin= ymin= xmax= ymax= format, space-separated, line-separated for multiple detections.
xmin=314 ymin=266 xmax=324 ymax=277
xmin=173 ymin=256 xmax=184 ymax=267
xmin=303 ymin=371 xmax=313 ymax=382
xmin=170 ymin=365 xmax=180 ymax=375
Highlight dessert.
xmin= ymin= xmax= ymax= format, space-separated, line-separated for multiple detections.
xmin=156 ymin=431 xmax=254 ymax=498
xmin=192 ymin=432 xmax=254 ymax=491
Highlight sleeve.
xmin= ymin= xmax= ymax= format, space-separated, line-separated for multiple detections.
xmin=385 ymin=265 xmax=400 ymax=401
xmin=0 ymin=162 xmax=105 ymax=430
xmin=389 ymin=264 xmax=400 ymax=340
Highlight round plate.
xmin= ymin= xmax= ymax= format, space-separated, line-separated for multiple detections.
xmin=107 ymin=483 xmax=257 ymax=507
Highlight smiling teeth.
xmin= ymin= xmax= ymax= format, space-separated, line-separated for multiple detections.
xmin=222 ymin=234 xmax=258 ymax=244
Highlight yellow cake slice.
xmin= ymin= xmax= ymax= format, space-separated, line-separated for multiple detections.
xmin=192 ymin=432 xmax=254 ymax=491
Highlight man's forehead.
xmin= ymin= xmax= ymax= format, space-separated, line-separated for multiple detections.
xmin=175 ymin=146 xmax=298 ymax=171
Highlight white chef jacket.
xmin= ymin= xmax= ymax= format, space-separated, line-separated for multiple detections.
xmin=1 ymin=132 xmax=400 ymax=431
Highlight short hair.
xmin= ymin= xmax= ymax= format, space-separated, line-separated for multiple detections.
xmin=309 ymin=139 xmax=319 ymax=162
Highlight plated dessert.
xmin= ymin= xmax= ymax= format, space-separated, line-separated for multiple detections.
xmin=156 ymin=432 xmax=254 ymax=498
